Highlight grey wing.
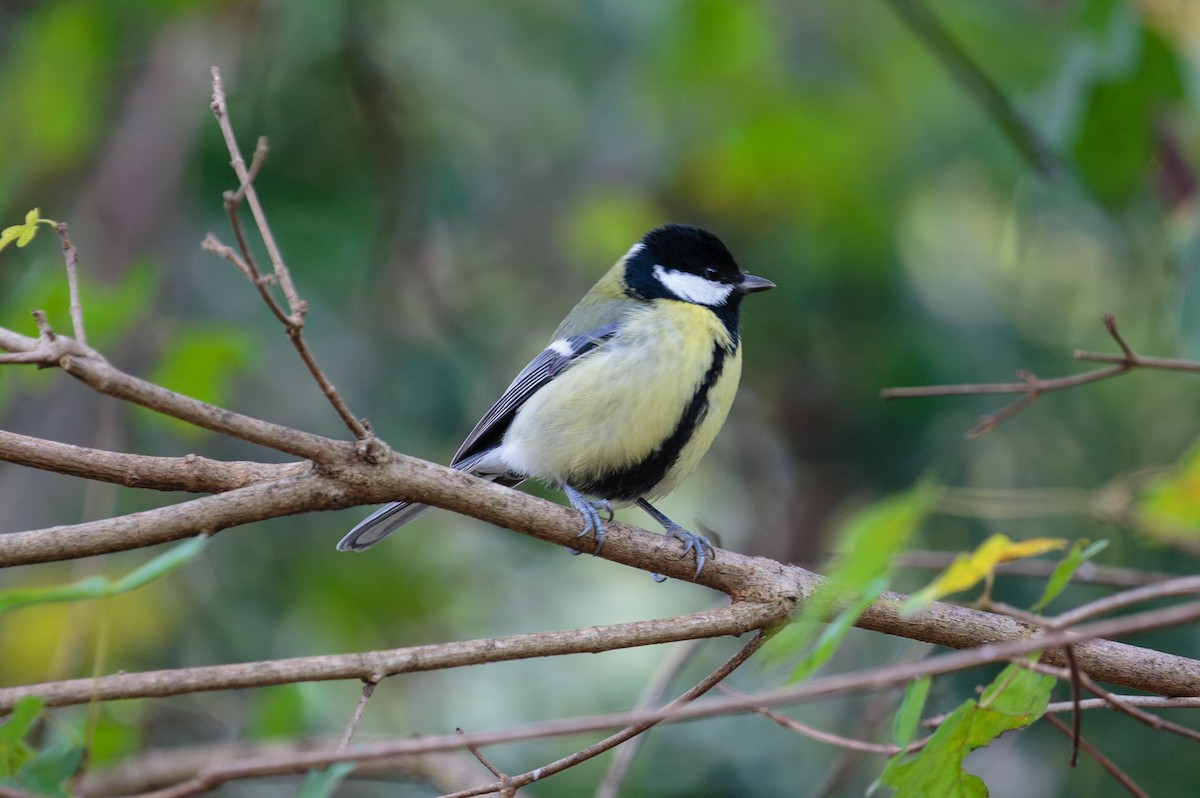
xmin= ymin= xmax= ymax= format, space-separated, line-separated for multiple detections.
xmin=337 ymin=321 xmax=617 ymax=553
xmin=451 ymin=321 xmax=619 ymax=466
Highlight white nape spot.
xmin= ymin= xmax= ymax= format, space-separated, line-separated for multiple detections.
xmin=548 ymin=338 xmax=574 ymax=357
xmin=623 ymin=241 xmax=645 ymax=261
xmin=653 ymin=264 xmax=734 ymax=306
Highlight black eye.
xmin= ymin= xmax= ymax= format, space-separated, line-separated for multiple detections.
xmin=704 ymin=266 xmax=721 ymax=280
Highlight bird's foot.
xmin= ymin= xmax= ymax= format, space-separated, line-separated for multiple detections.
xmin=636 ymin=498 xmax=715 ymax=580
xmin=564 ymin=485 xmax=609 ymax=555
xmin=665 ymin=523 xmax=715 ymax=579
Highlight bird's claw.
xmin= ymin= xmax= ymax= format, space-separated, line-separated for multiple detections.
xmin=564 ymin=485 xmax=608 ymax=555
xmin=666 ymin=525 xmax=714 ymax=580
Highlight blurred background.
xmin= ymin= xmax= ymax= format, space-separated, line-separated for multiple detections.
xmin=1 ymin=1 xmax=1199 ymax=795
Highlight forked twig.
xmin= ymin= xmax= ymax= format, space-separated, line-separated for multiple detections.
xmin=207 ymin=67 xmax=379 ymax=450
xmin=883 ymin=315 xmax=1200 ymax=436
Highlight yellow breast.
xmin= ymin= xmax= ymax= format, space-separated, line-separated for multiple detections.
xmin=499 ymin=300 xmax=741 ymax=501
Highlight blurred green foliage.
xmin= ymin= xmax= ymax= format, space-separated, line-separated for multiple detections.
xmin=1 ymin=0 xmax=1199 ymax=795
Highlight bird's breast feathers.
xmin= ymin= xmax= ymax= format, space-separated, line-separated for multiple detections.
xmin=497 ymin=300 xmax=742 ymax=499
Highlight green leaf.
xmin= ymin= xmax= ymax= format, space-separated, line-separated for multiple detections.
xmin=1071 ymin=26 xmax=1185 ymax=206
xmin=0 ymin=536 xmax=208 ymax=614
xmin=1032 ymin=539 xmax=1109 ymax=613
xmin=0 ymin=209 xmax=56 ymax=253
xmin=789 ymin=577 xmax=887 ymax=682
xmin=0 ymin=697 xmax=44 ymax=778
xmin=296 ymin=763 xmax=356 ymax=798
xmin=761 ymin=481 xmax=940 ymax=677
xmin=8 ymin=741 xmax=84 ymax=798
xmin=893 ymin=676 xmax=932 ymax=749
xmin=881 ymin=660 xmax=1054 ymax=798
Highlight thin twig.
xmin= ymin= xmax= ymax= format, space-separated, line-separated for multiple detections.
xmin=435 ymin=633 xmax=767 ymax=798
xmin=882 ymin=315 xmax=1200 ymax=436
xmin=1065 ymin=645 xmax=1082 ymax=767
xmin=1044 ymin=714 xmax=1150 ymax=798
xmin=1078 ymin=672 xmax=1200 ymax=745
xmin=595 ymin=636 xmax=709 ymax=798
xmin=208 ymin=68 xmax=375 ymax=446
xmin=339 ymin=678 xmax=380 ymax=752
xmin=54 ymin=222 xmax=87 ymax=346
xmin=209 ymin=67 xmax=303 ymax=320
xmin=1052 ymin=575 xmax=1200 ymax=629
xmin=121 ymin=602 xmax=1200 ymax=798
xmin=455 ymin=728 xmax=508 ymax=783
xmin=1046 ymin=696 xmax=1200 ymax=714
xmin=717 ymin=684 xmax=932 ymax=755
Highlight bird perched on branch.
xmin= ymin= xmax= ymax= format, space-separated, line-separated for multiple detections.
xmin=339 ymin=224 xmax=774 ymax=576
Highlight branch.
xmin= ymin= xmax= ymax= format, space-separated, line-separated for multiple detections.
xmin=0 ymin=429 xmax=306 ymax=492
xmin=54 ymin=222 xmax=87 ymax=345
xmin=0 ymin=603 xmax=780 ymax=712
xmin=207 ymin=67 xmax=375 ymax=446
xmin=438 ymin=632 xmax=766 ymax=798
xmin=882 ymin=315 xmax=1198 ymax=436
xmin=0 ymin=323 xmax=349 ymax=462
xmin=8 ymin=539 xmax=1200 ymax=711
xmin=77 ymin=600 xmax=1200 ymax=798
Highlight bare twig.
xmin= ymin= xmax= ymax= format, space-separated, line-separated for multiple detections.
xmin=0 ymin=429 xmax=307 ymax=492
xmin=209 ymin=68 xmax=302 ymax=320
xmin=0 ymin=323 xmax=347 ymax=462
xmin=1052 ymin=575 xmax=1200 ymax=629
xmin=1046 ymin=696 xmax=1200 ymax=714
xmin=339 ymin=678 xmax=380 ymax=752
xmin=0 ymin=603 xmax=780 ymax=713
xmin=53 ymin=222 xmax=86 ymax=345
xmin=1078 ymin=671 xmax=1200 ymax=745
xmin=595 ymin=636 xmax=708 ymax=798
xmin=882 ymin=315 xmax=1200 ymax=436
xmin=437 ymin=633 xmax=767 ymax=798
xmin=208 ymin=67 xmax=375 ymax=446
xmin=718 ymin=684 xmax=931 ymax=755
xmin=1065 ymin=645 xmax=1082 ymax=767
xmin=1044 ymin=714 xmax=1150 ymax=798
xmin=451 ymin=729 xmax=504 ymax=782
xmin=115 ymin=601 xmax=1200 ymax=797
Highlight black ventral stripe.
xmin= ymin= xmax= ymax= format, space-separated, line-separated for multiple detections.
xmin=574 ymin=341 xmax=734 ymax=502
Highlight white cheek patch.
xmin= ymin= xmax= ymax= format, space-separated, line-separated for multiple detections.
xmin=653 ymin=264 xmax=734 ymax=306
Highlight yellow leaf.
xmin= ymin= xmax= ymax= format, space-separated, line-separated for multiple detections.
xmin=903 ymin=534 xmax=1066 ymax=614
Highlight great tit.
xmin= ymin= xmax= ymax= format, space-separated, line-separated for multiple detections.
xmin=339 ymin=224 xmax=773 ymax=575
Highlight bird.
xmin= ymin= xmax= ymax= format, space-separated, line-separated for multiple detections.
xmin=338 ymin=224 xmax=774 ymax=577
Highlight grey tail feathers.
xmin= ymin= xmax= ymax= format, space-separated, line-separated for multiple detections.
xmin=337 ymin=501 xmax=435 ymax=551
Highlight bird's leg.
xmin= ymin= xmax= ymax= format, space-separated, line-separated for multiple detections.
xmin=636 ymin=498 xmax=714 ymax=579
xmin=563 ymin=484 xmax=609 ymax=555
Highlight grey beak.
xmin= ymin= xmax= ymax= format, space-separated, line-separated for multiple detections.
xmin=738 ymin=273 xmax=775 ymax=294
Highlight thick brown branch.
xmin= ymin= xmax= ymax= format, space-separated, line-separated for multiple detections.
xmin=0 ymin=429 xmax=306 ymax=492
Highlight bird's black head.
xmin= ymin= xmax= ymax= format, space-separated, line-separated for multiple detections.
xmin=621 ymin=224 xmax=773 ymax=331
